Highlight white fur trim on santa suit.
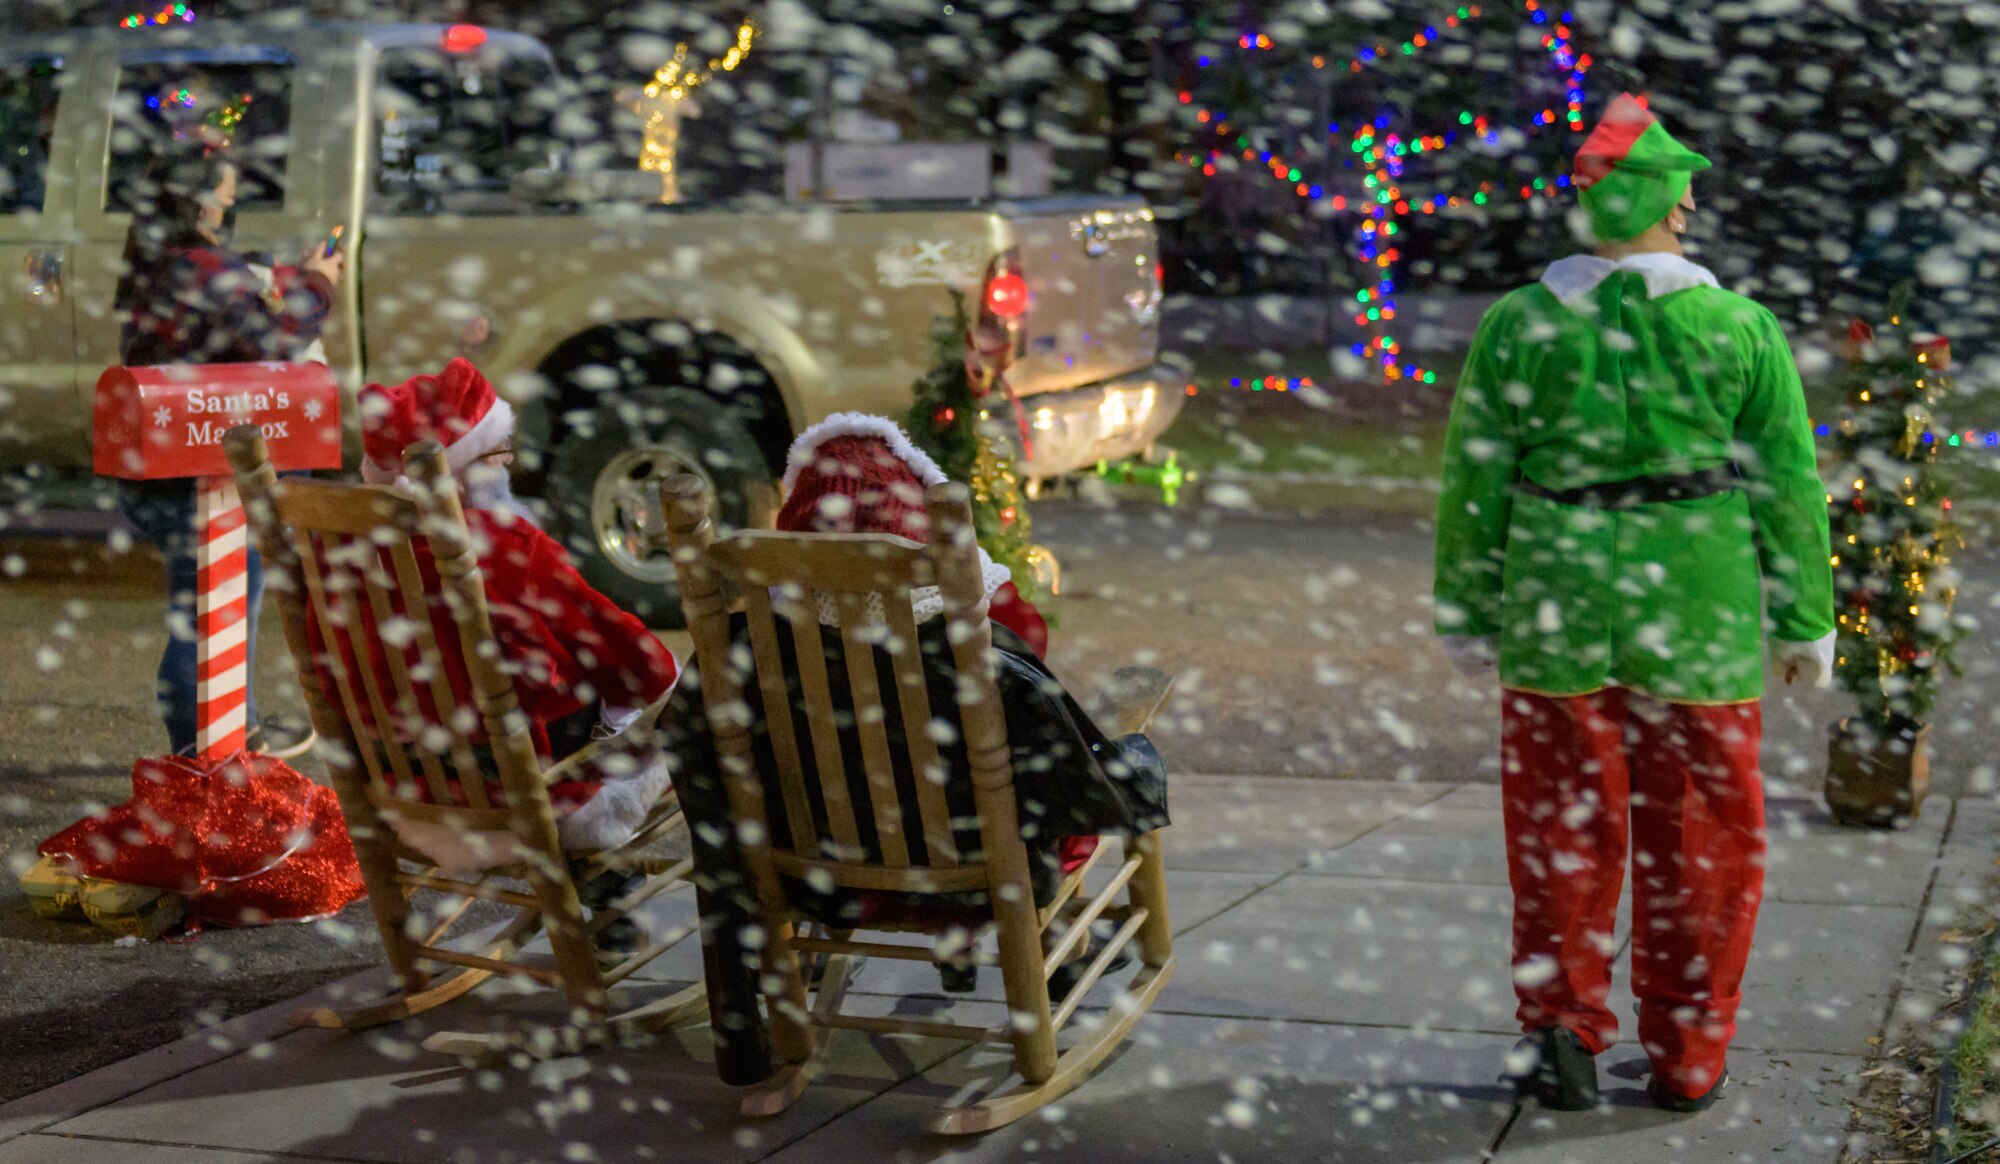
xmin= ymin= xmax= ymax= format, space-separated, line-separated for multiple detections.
xmin=782 ymin=411 xmax=948 ymax=492
xmin=1539 ymin=252 xmax=1720 ymax=307
xmin=800 ymin=547 xmax=1014 ymax=629
xmin=361 ymin=397 xmax=517 ymax=486
xmin=556 ymin=748 xmax=672 ymax=852
xmin=384 ymin=754 xmax=669 ymax=873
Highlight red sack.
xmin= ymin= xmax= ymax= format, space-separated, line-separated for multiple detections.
xmin=38 ymin=752 xmax=365 ymax=928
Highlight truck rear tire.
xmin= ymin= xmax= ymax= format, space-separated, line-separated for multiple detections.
xmin=541 ymin=387 xmax=776 ymax=627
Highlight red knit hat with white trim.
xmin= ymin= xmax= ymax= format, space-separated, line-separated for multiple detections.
xmin=358 ymin=358 xmax=516 ymax=485
xmin=776 ymin=413 xmax=947 ymax=542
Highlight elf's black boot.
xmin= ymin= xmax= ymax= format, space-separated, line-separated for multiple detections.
xmin=1502 ymin=1026 xmax=1600 ymax=1111
xmin=1648 ymin=1066 xmax=1728 ymax=1113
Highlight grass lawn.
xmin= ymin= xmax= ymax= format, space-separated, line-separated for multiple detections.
xmin=1167 ymin=393 xmax=1447 ymax=480
xmin=1948 ymin=970 xmax=2000 ymax=1159
xmin=1160 ymin=343 xmax=1455 ymax=485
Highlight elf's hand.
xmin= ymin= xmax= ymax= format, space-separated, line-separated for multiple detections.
xmin=1441 ymin=635 xmax=1498 ymax=679
xmin=1772 ymin=634 xmax=1835 ymax=688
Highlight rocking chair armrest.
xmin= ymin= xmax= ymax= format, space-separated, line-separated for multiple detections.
xmin=540 ymin=688 xmax=675 ymax=787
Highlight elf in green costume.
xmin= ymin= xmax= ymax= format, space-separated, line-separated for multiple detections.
xmin=1433 ymin=94 xmax=1834 ymax=1115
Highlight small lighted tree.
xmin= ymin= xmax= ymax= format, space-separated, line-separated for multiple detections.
xmin=1824 ymin=290 xmax=1966 ymax=823
xmin=906 ymin=293 xmax=1042 ymax=598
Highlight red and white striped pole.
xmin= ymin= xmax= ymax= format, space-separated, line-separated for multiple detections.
xmin=193 ymin=475 xmax=250 ymax=760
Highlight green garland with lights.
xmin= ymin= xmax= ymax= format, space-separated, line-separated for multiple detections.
xmin=905 ymin=292 xmax=1038 ymax=600
xmin=1828 ymin=290 xmax=1964 ymax=727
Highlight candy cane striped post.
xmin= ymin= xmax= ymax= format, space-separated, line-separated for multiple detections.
xmin=194 ymin=474 xmax=251 ymax=759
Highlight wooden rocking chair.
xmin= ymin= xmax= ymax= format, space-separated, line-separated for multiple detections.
xmin=223 ymin=426 xmax=707 ymax=1059
xmin=660 ymin=474 xmax=1175 ymax=1134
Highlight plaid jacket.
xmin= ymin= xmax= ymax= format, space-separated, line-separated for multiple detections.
xmin=120 ymin=243 xmax=333 ymax=366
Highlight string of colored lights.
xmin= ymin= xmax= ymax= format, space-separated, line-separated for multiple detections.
xmin=1353 ymin=0 xmax=1585 ymax=384
xmin=121 ymin=1 xmax=193 ymax=26
xmin=1347 ymin=4 xmax=1485 ymax=70
xmin=1183 ymin=0 xmax=1587 ymax=386
xmin=1818 ymin=424 xmax=2000 ymax=448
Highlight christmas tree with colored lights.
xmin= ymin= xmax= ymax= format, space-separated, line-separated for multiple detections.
xmin=1169 ymin=0 xmax=1587 ymax=385
xmin=907 ymin=293 xmax=981 ymax=482
xmin=1824 ymin=291 xmax=1964 ymax=822
xmin=905 ymin=293 xmax=1039 ymax=599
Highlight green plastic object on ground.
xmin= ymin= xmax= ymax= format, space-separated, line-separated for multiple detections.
xmin=1096 ymin=453 xmax=1185 ymax=506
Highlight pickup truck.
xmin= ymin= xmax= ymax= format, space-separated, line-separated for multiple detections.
xmin=0 ymin=20 xmax=1180 ymax=618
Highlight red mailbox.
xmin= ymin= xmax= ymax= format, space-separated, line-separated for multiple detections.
xmin=93 ymin=361 xmax=342 ymax=761
xmin=94 ymin=362 xmax=342 ymax=480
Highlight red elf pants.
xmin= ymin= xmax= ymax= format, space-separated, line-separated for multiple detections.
xmin=1500 ymin=686 xmax=1764 ymax=1099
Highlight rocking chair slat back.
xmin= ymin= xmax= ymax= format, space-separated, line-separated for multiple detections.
xmin=288 ymin=531 xmax=377 ymax=787
xmin=282 ymin=491 xmax=480 ymax=809
xmin=882 ymin=597 xmax=957 ymax=867
xmin=322 ymin=546 xmax=429 ymax=799
xmin=665 ymin=487 xmax=1016 ymax=891
xmin=385 ymin=540 xmax=491 ymax=803
xmin=740 ymin=586 xmax=818 ymax=855
xmin=836 ymin=591 xmax=909 ymax=869
xmin=355 ymin=552 xmax=458 ymax=805
xmin=777 ymin=585 xmax=863 ymax=859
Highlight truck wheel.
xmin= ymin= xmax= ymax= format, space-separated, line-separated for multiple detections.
xmin=542 ymin=387 xmax=776 ymax=626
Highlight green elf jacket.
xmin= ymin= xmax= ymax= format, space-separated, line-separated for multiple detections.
xmin=1432 ymin=251 xmax=1835 ymax=704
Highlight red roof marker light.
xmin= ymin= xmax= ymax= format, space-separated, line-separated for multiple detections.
xmin=984 ymin=271 xmax=1029 ymax=319
xmin=442 ymin=24 xmax=487 ymax=53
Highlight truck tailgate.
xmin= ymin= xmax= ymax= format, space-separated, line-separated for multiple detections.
xmin=1003 ymin=198 xmax=1161 ymax=397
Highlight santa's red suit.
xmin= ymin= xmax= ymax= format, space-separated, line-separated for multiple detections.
xmin=323 ymin=359 xmax=680 ymax=865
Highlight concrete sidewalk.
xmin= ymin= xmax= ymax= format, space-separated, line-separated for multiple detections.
xmin=0 ymin=775 xmax=1990 ymax=1163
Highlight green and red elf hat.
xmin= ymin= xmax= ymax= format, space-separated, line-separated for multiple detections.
xmin=1572 ymin=93 xmax=1711 ymax=243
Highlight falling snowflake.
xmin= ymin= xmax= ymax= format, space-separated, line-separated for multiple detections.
xmin=152 ymin=405 xmax=172 ymax=428
xmin=302 ymin=397 xmax=323 ymax=422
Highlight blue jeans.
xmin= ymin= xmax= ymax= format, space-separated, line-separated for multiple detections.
xmin=120 ymin=480 xmax=264 ymax=755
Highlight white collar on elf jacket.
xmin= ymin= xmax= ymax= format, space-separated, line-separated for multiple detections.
xmin=1539 ymin=252 xmax=1721 ymax=306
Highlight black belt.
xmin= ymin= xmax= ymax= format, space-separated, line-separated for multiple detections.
xmin=1517 ymin=465 xmax=1740 ymax=509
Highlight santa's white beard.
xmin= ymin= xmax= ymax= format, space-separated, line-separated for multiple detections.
xmin=461 ymin=463 xmax=539 ymax=526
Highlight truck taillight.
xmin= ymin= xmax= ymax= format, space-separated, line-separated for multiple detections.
xmin=442 ymin=24 xmax=487 ymax=53
xmin=984 ymin=272 xmax=1028 ymax=319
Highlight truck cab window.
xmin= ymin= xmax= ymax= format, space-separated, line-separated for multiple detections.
xmin=0 ymin=56 xmax=62 ymax=214
xmin=106 ymin=57 xmax=294 ymax=213
xmin=374 ymin=46 xmax=560 ymax=214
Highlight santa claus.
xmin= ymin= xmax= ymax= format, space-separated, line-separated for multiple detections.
xmin=340 ymin=359 xmax=681 ymax=879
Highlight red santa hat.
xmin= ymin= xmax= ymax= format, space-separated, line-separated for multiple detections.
xmin=776 ymin=413 xmax=948 ymax=542
xmin=358 ymin=358 xmax=516 ymax=485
